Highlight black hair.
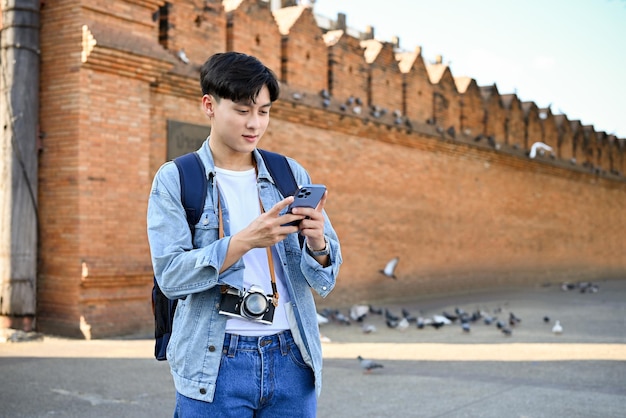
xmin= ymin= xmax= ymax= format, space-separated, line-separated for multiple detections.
xmin=199 ymin=52 xmax=280 ymax=103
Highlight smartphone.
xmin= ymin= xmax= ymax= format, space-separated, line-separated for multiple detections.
xmin=284 ymin=184 xmax=326 ymax=226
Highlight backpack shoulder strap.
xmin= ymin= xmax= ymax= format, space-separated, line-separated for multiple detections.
xmin=153 ymin=152 xmax=206 ymax=362
xmin=173 ymin=152 xmax=207 ymax=231
xmin=258 ymin=148 xmax=298 ymax=198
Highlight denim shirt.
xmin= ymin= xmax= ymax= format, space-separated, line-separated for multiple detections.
xmin=147 ymin=140 xmax=342 ymax=402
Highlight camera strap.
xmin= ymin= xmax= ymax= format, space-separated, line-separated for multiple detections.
xmin=216 ymin=183 xmax=280 ymax=308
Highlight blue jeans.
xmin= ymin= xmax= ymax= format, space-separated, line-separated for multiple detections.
xmin=174 ymin=330 xmax=316 ymax=417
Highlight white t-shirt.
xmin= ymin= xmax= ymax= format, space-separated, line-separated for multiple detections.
xmin=215 ymin=167 xmax=291 ymax=336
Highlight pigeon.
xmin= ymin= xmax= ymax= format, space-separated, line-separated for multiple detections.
xmin=369 ymin=305 xmax=383 ymax=315
xmin=358 ymin=356 xmax=383 ymax=373
xmin=176 ymin=48 xmax=190 ymax=64
xmin=384 ymin=309 xmax=400 ymax=322
xmin=432 ymin=314 xmax=452 ymax=325
xmin=385 ymin=318 xmax=399 ymax=329
xmin=442 ymin=311 xmax=458 ymax=322
xmin=396 ymin=317 xmax=410 ymax=332
xmin=481 ymin=310 xmax=495 ymax=325
xmin=316 ymin=312 xmax=329 ymax=325
xmin=429 ymin=321 xmax=445 ymax=330
xmin=529 ymin=141 xmax=553 ymax=158
xmin=401 ymin=308 xmax=417 ymax=323
xmin=379 ymin=257 xmax=399 ymax=279
xmin=417 ymin=317 xmax=441 ymax=329
xmin=579 ymin=282 xmax=599 ymax=293
xmin=461 ymin=322 xmax=471 ymax=333
xmin=361 ymin=324 xmax=377 ymax=334
xmin=552 ymin=320 xmax=563 ymax=334
xmin=469 ymin=309 xmax=482 ymax=322
xmin=509 ymin=312 xmax=522 ymax=326
xmin=323 ymin=309 xmax=350 ymax=325
xmin=350 ymin=305 xmax=369 ymax=322
xmin=334 ymin=311 xmax=351 ymax=326
xmin=501 ymin=327 xmax=512 ymax=336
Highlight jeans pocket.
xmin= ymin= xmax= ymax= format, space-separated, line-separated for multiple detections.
xmin=287 ymin=343 xmax=310 ymax=369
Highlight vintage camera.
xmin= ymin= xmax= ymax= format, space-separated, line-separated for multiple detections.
xmin=219 ymin=285 xmax=275 ymax=325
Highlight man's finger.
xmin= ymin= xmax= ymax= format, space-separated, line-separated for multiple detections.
xmin=315 ymin=190 xmax=328 ymax=211
xmin=267 ymin=196 xmax=294 ymax=215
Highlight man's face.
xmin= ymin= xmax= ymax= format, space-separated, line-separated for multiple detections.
xmin=204 ymin=85 xmax=272 ymax=155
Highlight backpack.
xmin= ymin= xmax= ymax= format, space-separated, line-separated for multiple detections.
xmin=151 ymin=149 xmax=299 ymax=361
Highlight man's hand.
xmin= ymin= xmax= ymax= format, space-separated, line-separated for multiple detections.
xmin=292 ymin=191 xmax=330 ymax=266
xmin=220 ymin=196 xmax=303 ymax=271
xmin=291 ymin=191 xmax=327 ymax=250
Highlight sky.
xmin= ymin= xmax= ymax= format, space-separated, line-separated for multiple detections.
xmin=311 ymin=0 xmax=626 ymax=138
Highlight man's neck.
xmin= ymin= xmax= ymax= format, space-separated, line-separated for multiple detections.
xmin=209 ymin=140 xmax=255 ymax=171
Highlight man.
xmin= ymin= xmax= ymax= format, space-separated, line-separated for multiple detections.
xmin=147 ymin=51 xmax=342 ymax=417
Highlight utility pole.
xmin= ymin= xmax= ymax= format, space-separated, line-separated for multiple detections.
xmin=0 ymin=0 xmax=40 ymax=331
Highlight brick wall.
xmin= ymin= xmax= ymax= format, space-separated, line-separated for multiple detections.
xmin=34 ymin=0 xmax=625 ymax=338
xmin=265 ymin=104 xmax=626 ymax=308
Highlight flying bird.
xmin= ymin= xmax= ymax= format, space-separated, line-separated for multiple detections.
xmin=358 ymin=356 xmax=384 ymax=373
xmin=380 ymin=257 xmax=399 ymax=279
xmin=529 ymin=141 xmax=553 ymax=159
xmin=176 ymin=48 xmax=190 ymax=64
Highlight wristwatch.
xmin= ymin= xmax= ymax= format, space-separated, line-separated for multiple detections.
xmin=306 ymin=239 xmax=330 ymax=257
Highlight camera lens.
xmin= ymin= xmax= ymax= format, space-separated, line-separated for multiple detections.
xmin=242 ymin=292 xmax=268 ymax=317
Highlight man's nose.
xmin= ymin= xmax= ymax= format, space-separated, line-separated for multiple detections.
xmin=246 ymin=113 xmax=261 ymax=129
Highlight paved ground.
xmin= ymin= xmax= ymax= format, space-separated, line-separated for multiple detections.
xmin=1 ymin=279 xmax=625 ymax=418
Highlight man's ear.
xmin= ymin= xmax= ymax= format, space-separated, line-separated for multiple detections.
xmin=202 ymin=94 xmax=215 ymax=118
